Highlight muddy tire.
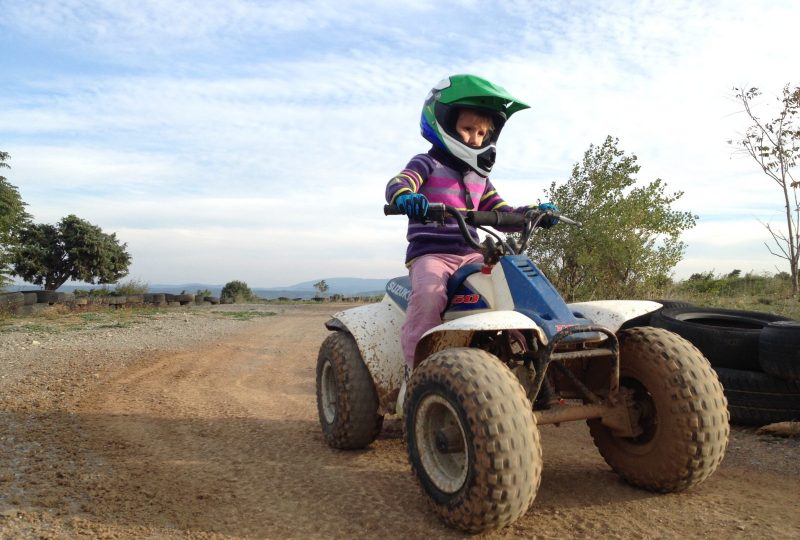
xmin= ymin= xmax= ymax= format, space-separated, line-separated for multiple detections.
xmin=404 ymin=348 xmax=541 ymax=533
xmin=316 ymin=331 xmax=383 ymax=449
xmin=588 ymin=327 xmax=729 ymax=492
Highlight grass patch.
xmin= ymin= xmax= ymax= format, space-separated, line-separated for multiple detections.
xmin=17 ymin=323 xmax=60 ymax=335
xmin=0 ymin=306 xmax=174 ymax=334
xmin=213 ymin=310 xmax=277 ymax=321
xmin=97 ymin=321 xmax=135 ymax=329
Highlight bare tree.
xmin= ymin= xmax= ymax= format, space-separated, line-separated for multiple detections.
xmin=731 ymin=85 xmax=800 ymax=296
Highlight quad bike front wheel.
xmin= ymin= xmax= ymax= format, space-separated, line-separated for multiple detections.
xmin=316 ymin=331 xmax=383 ymax=449
xmin=404 ymin=348 xmax=541 ymax=533
xmin=588 ymin=327 xmax=729 ymax=492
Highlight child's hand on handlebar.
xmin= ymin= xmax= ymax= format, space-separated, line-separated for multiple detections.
xmin=538 ymin=202 xmax=560 ymax=228
xmin=395 ymin=193 xmax=429 ymax=219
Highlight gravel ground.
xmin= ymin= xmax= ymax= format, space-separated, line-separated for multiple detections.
xmin=1 ymin=303 xmax=798 ymax=539
xmin=0 ymin=304 xmax=282 ymax=411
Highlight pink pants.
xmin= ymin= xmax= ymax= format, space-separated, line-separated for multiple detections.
xmin=401 ymin=252 xmax=484 ymax=368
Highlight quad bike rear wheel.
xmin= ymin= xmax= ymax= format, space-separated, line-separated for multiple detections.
xmin=404 ymin=348 xmax=541 ymax=533
xmin=588 ymin=327 xmax=729 ymax=492
xmin=316 ymin=331 xmax=383 ymax=449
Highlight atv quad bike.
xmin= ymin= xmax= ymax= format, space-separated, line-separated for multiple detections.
xmin=316 ymin=204 xmax=729 ymax=533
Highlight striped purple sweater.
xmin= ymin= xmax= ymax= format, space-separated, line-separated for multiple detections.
xmin=386 ymin=148 xmax=529 ymax=264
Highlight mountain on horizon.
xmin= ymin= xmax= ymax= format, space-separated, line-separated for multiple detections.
xmin=7 ymin=276 xmax=391 ymax=299
xmin=267 ymin=276 xmax=389 ymax=293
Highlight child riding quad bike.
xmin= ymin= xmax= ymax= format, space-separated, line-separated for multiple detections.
xmin=316 ymin=203 xmax=729 ymax=533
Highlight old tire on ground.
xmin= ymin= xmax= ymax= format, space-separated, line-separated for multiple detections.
xmin=404 ymin=348 xmax=541 ymax=533
xmin=759 ymin=321 xmax=800 ymax=381
xmin=316 ymin=331 xmax=383 ymax=449
xmin=588 ymin=327 xmax=729 ymax=492
xmin=649 ymin=307 xmax=791 ymax=371
xmin=35 ymin=290 xmax=59 ymax=304
xmin=619 ymin=300 xmax=695 ymax=331
xmin=650 ymin=299 xmax=695 ymax=310
xmin=714 ymin=367 xmax=800 ymax=425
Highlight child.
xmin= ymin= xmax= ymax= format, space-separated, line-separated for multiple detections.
xmin=385 ymin=74 xmax=558 ymax=374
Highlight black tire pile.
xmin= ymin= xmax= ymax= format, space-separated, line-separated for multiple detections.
xmin=640 ymin=302 xmax=800 ymax=426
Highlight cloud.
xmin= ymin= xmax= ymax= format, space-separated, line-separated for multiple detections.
xmin=2 ymin=0 xmax=799 ymax=287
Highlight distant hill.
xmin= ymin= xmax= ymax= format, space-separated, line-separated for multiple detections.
xmin=6 ymin=277 xmax=390 ymax=300
xmin=263 ymin=277 xmax=389 ymax=294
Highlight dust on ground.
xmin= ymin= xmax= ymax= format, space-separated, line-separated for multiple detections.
xmin=1 ymin=304 xmax=798 ymax=539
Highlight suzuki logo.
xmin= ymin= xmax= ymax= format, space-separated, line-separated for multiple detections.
xmin=387 ymin=281 xmax=411 ymax=301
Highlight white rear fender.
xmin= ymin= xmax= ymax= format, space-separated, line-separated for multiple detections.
xmin=326 ymin=297 xmax=404 ymax=415
xmin=567 ymin=300 xmax=662 ymax=333
xmin=415 ymin=310 xmax=546 ymax=367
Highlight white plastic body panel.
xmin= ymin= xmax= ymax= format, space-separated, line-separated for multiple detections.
xmin=328 ymin=293 xmax=659 ymax=414
xmin=441 ymin=264 xmax=515 ymax=320
xmin=329 ymin=297 xmax=405 ymax=415
xmin=416 ymin=310 xmax=546 ymax=366
xmin=567 ymin=300 xmax=662 ymax=333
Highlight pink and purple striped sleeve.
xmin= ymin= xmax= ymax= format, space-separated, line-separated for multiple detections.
xmin=385 ymin=154 xmax=432 ymax=204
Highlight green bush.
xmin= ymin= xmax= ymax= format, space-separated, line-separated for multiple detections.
xmin=665 ymin=270 xmax=799 ymax=319
xmin=115 ymin=279 xmax=149 ymax=295
xmin=221 ymin=280 xmax=254 ymax=303
xmin=88 ymin=287 xmax=112 ymax=297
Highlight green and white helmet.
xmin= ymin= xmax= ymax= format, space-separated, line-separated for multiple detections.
xmin=420 ymin=74 xmax=529 ymax=176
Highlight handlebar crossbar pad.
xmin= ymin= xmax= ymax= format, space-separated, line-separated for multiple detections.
xmin=468 ymin=211 xmax=526 ymax=228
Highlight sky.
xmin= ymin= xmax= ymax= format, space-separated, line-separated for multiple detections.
xmin=1 ymin=0 xmax=797 ymax=288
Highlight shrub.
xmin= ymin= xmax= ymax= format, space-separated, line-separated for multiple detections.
xmin=221 ymin=280 xmax=254 ymax=303
xmin=115 ymin=279 xmax=149 ymax=295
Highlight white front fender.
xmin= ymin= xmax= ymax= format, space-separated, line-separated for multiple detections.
xmin=567 ymin=300 xmax=662 ymax=333
xmin=415 ymin=310 xmax=546 ymax=367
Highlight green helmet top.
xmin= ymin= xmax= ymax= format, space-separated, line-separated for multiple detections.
xmin=420 ymin=74 xmax=530 ymax=176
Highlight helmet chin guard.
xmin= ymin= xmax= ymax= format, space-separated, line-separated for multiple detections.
xmin=419 ymin=74 xmax=529 ymax=176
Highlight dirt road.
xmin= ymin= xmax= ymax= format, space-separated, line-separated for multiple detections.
xmin=1 ymin=304 xmax=798 ymax=538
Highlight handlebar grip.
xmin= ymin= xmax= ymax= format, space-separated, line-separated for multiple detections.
xmin=467 ymin=211 xmax=527 ymax=228
xmin=384 ymin=203 xmax=447 ymax=222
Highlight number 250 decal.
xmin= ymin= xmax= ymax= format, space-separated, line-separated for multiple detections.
xmin=452 ymin=294 xmax=480 ymax=304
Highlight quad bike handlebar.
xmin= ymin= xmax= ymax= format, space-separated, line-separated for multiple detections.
xmin=383 ymin=203 xmax=580 ymax=227
xmin=384 ymin=202 xmax=580 ymax=257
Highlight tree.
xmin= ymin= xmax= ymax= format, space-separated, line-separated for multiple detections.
xmin=313 ymin=279 xmax=329 ymax=297
xmin=730 ymin=85 xmax=800 ymax=296
xmin=524 ymin=136 xmax=697 ymax=301
xmin=0 ymin=151 xmax=31 ymax=287
xmin=11 ymin=214 xmax=131 ymax=290
xmin=221 ymin=280 xmax=254 ymax=303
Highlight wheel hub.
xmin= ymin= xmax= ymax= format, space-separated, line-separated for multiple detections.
xmin=320 ymin=360 xmax=337 ymax=423
xmin=415 ymin=394 xmax=468 ymax=494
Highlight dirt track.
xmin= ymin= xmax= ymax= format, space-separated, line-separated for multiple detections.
xmin=1 ymin=304 xmax=799 ymax=539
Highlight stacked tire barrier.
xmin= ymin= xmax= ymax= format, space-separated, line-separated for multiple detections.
xmin=646 ymin=304 xmax=800 ymax=426
xmin=0 ymin=290 xmax=221 ymax=315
